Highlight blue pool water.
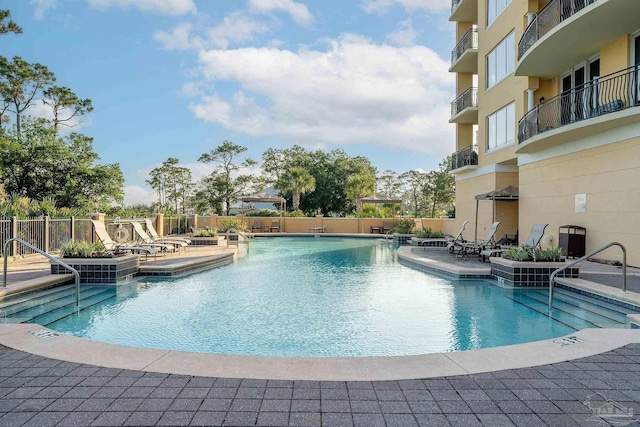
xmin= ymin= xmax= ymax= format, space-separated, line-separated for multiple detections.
xmin=46 ymin=237 xmax=575 ymax=357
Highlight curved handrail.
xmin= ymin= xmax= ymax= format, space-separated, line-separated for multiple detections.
xmin=224 ymin=228 xmax=250 ymax=254
xmin=3 ymin=238 xmax=81 ymax=308
xmin=549 ymin=242 xmax=626 ymax=310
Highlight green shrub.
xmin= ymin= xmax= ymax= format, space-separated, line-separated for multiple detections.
xmin=393 ymin=218 xmax=414 ymax=234
xmin=503 ymin=245 xmax=564 ymax=262
xmin=193 ymin=229 xmax=218 ymax=237
xmin=415 ymin=228 xmax=445 ymax=238
xmin=59 ymin=240 xmax=106 ymax=258
xmin=245 ymin=210 xmax=280 ymax=217
xmin=218 ymin=218 xmax=246 ymax=232
xmin=285 ymin=210 xmax=305 ymax=217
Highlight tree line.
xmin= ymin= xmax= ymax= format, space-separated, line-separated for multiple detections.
xmin=147 ymin=141 xmax=455 ymax=218
xmin=0 ymin=9 xmax=124 ymax=213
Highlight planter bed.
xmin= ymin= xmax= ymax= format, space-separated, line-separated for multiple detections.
xmin=393 ymin=233 xmax=415 ymax=245
xmin=50 ymin=254 xmax=139 ymax=284
xmin=409 ymin=237 xmax=448 ymax=248
xmin=490 ymin=257 xmax=579 ymax=287
xmin=187 ymin=236 xmax=226 ymax=246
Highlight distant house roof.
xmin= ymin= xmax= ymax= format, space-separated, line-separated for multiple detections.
xmin=358 ymin=194 xmax=403 ymax=204
xmin=240 ymin=193 xmax=286 ymax=203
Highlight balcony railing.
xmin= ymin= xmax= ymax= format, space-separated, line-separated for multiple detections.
xmin=518 ymin=0 xmax=598 ymax=60
xmin=451 ymin=27 xmax=478 ymax=66
xmin=451 ymin=87 xmax=478 ymax=119
xmin=450 ymin=145 xmax=479 ymax=170
xmin=518 ymin=65 xmax=640 ymax=144
xmin=451 ymin=0 xmax=462 ymax=15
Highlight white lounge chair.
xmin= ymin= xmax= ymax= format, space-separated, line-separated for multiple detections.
xmin=458 ymin=221 xmax=501 ymax=258
xmin=144 ymin=218 xmax=191 ymax=244
xmin=480 ymin=223 xmax=549 ymax=262
xmin=130 ymin=222 xmax=180 ymax=253
xmin=446 ymin=220 xmax=469 ymax=254
xmin=90 ymin=220 xmax=158 ymax=257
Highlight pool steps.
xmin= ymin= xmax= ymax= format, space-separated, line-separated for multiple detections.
xmin=0 ymin=285 xmax=115 ymax=325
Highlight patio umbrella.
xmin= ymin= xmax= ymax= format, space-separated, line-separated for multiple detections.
xmin=473 ymin=185 xmax=519 ymax=241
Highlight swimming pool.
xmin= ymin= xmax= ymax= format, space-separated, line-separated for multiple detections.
xmin=45 ymin=237 xmax=576 ymax=357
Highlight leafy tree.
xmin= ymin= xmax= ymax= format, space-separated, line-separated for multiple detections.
xmin=198 ymin=140 xmax=258 ymax=216
xmin=345 ymin=171 xmax=376 ymax=213
xmin=0 ymin=9 xmax=21 ymax=35
xmin=279 ymin=166 xmax=315 ymax=211
xmin=0 ymin=118 xmax=123 ymax=208
xmin=146 ymin=158 xmax=193 ymax=214
xmin=400 ymin=170 xmax=428 ymax=217
xmin=425 ymin=157 xmax=455 ymax=218
xmin=0 ymin=56 xmax=55 ymax=135
xmin=377 ymin=170 xmax=402 ymax=199
xmin=261 ymin=145 xmax=306 ymax=185
xmin=42 ymin=86 xmax=93 ymax=134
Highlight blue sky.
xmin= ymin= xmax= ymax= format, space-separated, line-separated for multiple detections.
xmin=5 ymin=0 xmax=455 ymax=205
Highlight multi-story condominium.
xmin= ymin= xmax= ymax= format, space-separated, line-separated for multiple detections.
xmin=448 ymin=0 xmax=640 ymax=265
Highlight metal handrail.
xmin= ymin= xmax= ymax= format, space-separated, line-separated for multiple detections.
xmin=451 ymin=27 xmax=478 ymax=66
xmin=549 ymin=242 xmax=626 ymax=310
xmin=3 ymin=238 xmax=81 ymax=308
xmin=224 ymin=228 xmax=250 ymax=254
xmin=451 ymin=87 xmax=478 ymax=118
xmin=450 ymin=145 xmax=478 ymax=170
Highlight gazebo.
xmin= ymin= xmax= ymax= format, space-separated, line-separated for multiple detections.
xmin=240 ymin=193 xmax=287 ymax=232
xmin=357 ymin=194 xmax=403 ymax=234
xmin=473 ymin=185 xmax=519 ymax=241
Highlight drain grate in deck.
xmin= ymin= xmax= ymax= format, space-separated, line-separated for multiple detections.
xmin=552 ymin=336 xmax=584 ymax=346
xmin=29 ymin=329 xmax=58 ymax=340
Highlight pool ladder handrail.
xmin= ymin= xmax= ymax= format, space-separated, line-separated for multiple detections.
xmin=3 ymin=238 xmax=81 ymax=308
xmin=225 ymin=228 xmax=250 ymax=254
xmin=549 ymin=242 xmax=626 ymax=311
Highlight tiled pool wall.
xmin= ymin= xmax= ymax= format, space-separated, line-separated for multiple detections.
xmin=491 ymin=262 xmax=579 ymax=287
xmin=50 ymin=255 xmax=139 ymax=284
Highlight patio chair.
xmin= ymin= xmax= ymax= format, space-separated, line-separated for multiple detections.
xmin=90 ymin=219 xmax=158 ymax=257
xmin=270 ymin=219 xmax=280 ymax=232
xmin=145 ymin=219 xmax=191 ymax=244
xmin=458 ymin=221 xmax=501 ymax=258
xmin=446 ymin=220 xmax=468 ymax=254
xmin=130 ymin=221 xmax=182 ymax=253
xmin=251 ymin=219 xmax=263 ymax=232
xmin=382 ymin=220 xmax=392 ymax=234
xmin=480 ymin=224 xmax=548 ymax=262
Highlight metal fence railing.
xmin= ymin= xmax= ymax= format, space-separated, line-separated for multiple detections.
xmin=518 ymin=65 xmax=639 ymax=144
xmin=518 ymin=0 xmax=598 ymax=60
xmin=0 ymin=216 xmax=94 ymax=256
xmin=451 ymin=0 xmax=462 ymax=15
xmin=450 ymin=145 xmax=479 ymax=170
xmin=451 ymin=87 xmax=478 ymax=119
xmin=451 ymin=27 xmax=478 ymax=67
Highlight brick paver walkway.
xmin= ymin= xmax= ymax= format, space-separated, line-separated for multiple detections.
xmin=1 ymin=344 xmax=640 ymax=426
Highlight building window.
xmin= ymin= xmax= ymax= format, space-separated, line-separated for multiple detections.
xmin=486 ymin=32 xmax=515 ymax=89
xmin=487 ymin=103 xmax=515 ymax=150
xmin=487 ymin=0 xmax=512 ymax=27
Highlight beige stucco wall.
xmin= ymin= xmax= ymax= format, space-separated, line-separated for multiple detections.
xmin=519 ymin=136 xmax=640 ymax=266
xmin=600 ymin=35 xmax=630 ymax=77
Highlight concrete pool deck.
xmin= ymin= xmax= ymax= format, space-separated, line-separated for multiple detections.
xmin=2 ymin=239 xmax=640 ymax=425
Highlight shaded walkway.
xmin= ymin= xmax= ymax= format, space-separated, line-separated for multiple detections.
xmin=1 ymin=344 xmax=640 ymax=426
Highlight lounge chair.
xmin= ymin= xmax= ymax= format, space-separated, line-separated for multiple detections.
xmin=382 ymin=220 xmax=392 ymax=234
xmin=446 ymin=220 xmax=469 ymax=254
xmin=145 ymin=219 xmax=191 ymax=244
xmin=458 ymin=221 xmax=501 ymax=258
xmin=251 ymin=219 xmax=263 ymax=232
xmin=90 ymin=219 xmax=158 ymax=257
xmin=270 ymin=219 xmax=280 ymax=232
xmin=480 ymin=224 xmax=549 ymax=262
xmin=130 ymin=221 xmax=182 ymax=253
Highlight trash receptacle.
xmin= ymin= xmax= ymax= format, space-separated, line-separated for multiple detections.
xmin=559 ymin=225 xmax=586 ymax=258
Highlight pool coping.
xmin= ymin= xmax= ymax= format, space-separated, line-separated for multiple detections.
xmin=0 ymin=324 xmax=639 ymax=381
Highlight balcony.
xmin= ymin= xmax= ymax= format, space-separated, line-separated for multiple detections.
xmin=450 ymin=27 xmax=478 ymax=73
xmin=450 ymin=145 xmax=479 ymax=171
xmin=450 ymin=87 xmax=478 ymax=123
xmin=517 ymin=66 xmax=640 ymax=153
xmin=517 ymin=0 xmax=640 ymax=77
xmin=450 ymin=0 xmax=477 ymax=23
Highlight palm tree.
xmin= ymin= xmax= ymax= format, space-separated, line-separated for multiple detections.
xmin=280 ymin=166 xmax=315 ymax=211
xmin=345 ymin=172 xmax=376 ymax=213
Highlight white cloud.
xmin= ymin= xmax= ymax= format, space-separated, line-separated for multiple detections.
xmin=190 ymin=34 xmax=455 ymax=157
xmin=88 ymin=0 xmax=197 ymax=16
xmin=206 ymin=11 xmax=271 ymax=49
xmin=248 ymin=0 xmax=313 ymax=25
xmin=154 ymin=22 xmax=205 ymax=50
xmin=385 ymin=19 xmax=419 ymax=46
xmin=362 ymin=0 xmax=450 ymax=14
xmin=31 ymin=0 xmax=57 ymax=21
xmin=124 ymin=185 xmax=157 ymax=206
